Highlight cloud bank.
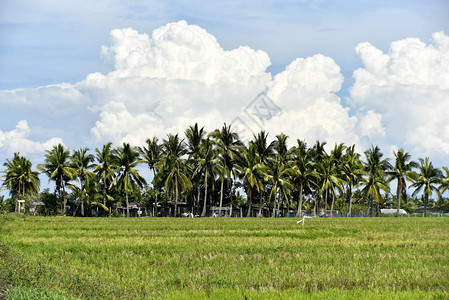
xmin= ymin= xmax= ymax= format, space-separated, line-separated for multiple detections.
xmin=350 ymin=31 xmax=449 ymax=158
xmin=0 ymin=21 xmax=448 ymax=165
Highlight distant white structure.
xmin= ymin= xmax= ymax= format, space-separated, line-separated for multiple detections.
xmin=380 ymin=208 xmax=408 ymax=215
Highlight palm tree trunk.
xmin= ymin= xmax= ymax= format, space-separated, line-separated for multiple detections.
xmin=62 ymin=178 xmax=67 ymax=216
xmin=368 ymin=194 xmax=373 ymax=217
xmin=323 ymin=188 xmax=328 ymax=216
xmin=197 ymin=186 xmax=201 ymax=216
xmin=272 ymin=189 xmax=279 ymax=218
xmin=396 ymin=180 xmax=401 ymax=217
xmin=174 ymin=182 xmax=179 ymax=217
xmin=103 ymin=178 xmax=107 ymax=206
xmin=201 ymin=175 xmax=208 ymax=217
xmin=219 ymin=178 xmax=224 ymax=216
xmin=424 ymin=193 xmax=428 ymax=217
xmin=296 ymin=182 xmax=304 ymax=217
xmin=347 ymin=184 xmax=353 ymax=217
xmin=246 ymin=189 xmax=252 ymax=217
xmin=330 ymin=192 xmax=335 ymax=217
xmin=258 ymin=190 xmax=263 ymax=217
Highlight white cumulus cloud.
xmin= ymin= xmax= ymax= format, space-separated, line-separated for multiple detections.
xmin=350 ymin=31 xmax=449 ymax=159
xmin=0 ymin=120 xmax=63 ymax=156
xmin=1 ymin=21 xmax=447 ymax=167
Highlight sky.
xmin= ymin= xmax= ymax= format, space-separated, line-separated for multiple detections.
xmin=0 ymin=0 xmax=449 ymax=192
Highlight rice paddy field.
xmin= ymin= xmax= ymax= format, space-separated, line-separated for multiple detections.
xmin=0 ymin=215 xmax=448 ymax=299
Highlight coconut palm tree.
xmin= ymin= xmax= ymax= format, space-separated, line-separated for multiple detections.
xmin=94 ymin=142 xmax=117 ymax=207
xmin=360 ymin=146 xmax=391 ymax=217
xmin=409 ymin=157 xmax=442 ymax=217
xmin=2 ymin=153 xmax=40 ymax=200
xmin=290 ymin=141 xmax=317 ymax=217
xmin=113 ymin=143 xmax=146 ymax=217
xmin=439 ymin=166 xmax=449 ymax=198
xmin=38 ymin=144 xmax=76 ymax=215
xmin=71 ymin=148 xmax=95 ymax=216
xmin=251 ymin=131 xmax=275 ymax=215
xmin=316 ymin=155 xmax=343 ymax=217
xmin=139 ymin=137 xmax=162 ymax=215
xmin=235 ymin=142 xmax=266 ymax=217
xmin=310 ymin=140 xmax=327 ymax=163
xmin=210 ymin=123 xmax=242 ymax=215
xmin=195 ymin=138 xmax=223 ymax=217
xmin=273 ymin=133 xmax=289 ymax=164
xmin=185 ymin=124 xmax=206 ymax=215
xmin=253 ymin=131 xmax=275 ymax=164
xmin=386 ymin=149 xmax=417 ymax=217
xmin=158 ymin=134 xmax=192 ymax=217
xmin=265 ymin=157 xmax=294 ymax=217
xmin=341 ymin=145 xmax=365 ymax=217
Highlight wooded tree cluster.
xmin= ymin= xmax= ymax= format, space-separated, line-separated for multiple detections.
xmin=2 ymin=123 xmax=449 ymax=217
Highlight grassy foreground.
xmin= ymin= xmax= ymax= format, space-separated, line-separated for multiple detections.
xmin=0 ymin=216 xmax=448 ymax=299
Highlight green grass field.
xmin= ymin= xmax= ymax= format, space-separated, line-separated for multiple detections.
xmin=1 ymin=215 xmax=448 ymax=299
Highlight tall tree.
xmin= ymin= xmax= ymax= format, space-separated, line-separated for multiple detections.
xmin=252 ymin=131 xmax=275 ymax=215
xmin=185 ymin=124 xmax=206 ymax=215
xmin=439 ymin=166 xmax=449 ymax=198
xmin=341 ymin=145 xmax=364 ymax=217
xmin=361 ymin=146 xmax=391 ymax=217
xmin=210 ymin=123 xmax=242 ymax=215
xmin=2 ymin=153 xmax=40 ymax=199
xmin=266 ymin=157 xmax=294 ymax=217
xmin=235 ymin=143 xmax=266 ymax=217
xmin=94 ymin=142 xmax=117 ymax=207
xmin=316 ymin=155 xmax=343 ymax=217
xmin=114 ymin=143 xmax=146 ymax=217
xmin=290 ymin=141 xmax=317 ymax=217
xmin=410 ymin=157 xmax=442 ymax=217
xmin=158 ymin=134 xmax=192 ymax=217
xmin=38 ymin=144 xmax=75 ymax=215
xmin=195 ymin=138 xmax=222 ymax=217
xmin=139 ymin=137 xmax=162 ymax=215
xmin=386 ymin=149 xmax=417 ymax=217
xmin=71 ymin=148 xmax=95 ymax=216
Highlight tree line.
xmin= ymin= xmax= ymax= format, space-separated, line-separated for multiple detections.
xmin=1 ymin=123 xmax=449 ymax=217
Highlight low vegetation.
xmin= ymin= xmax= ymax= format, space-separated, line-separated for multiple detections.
xmin=1 ymin=216 xmax=448 ymax=299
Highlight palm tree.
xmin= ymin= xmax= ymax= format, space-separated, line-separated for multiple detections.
xmin=2 ymin=153 xmax=40 ymax=200
xmin=94 ymin=142 xmax=117 ymax=207
xmin=195 ymin=138 xmax=222 ymax=217
xmin=71 ymin=148 xmax=95 ymax=216
xmin=210 ymin=123 xmax=242 ymax=216
xmin=38 ymin=144 xmax=76 ymax=215
xmin=139 ymin=137 xmax=162 ymax=216
xmin=310 ymin=140 xmax=327 ymax=163
xmin=386 ymin=149 xmax=417 ymax=217
xmin=361 ymin=146 xmax=391 ymax=217
xmin=158 ymin=134 xmax=192 ymax=217
xmin=341 ymin=145 xmax=364 ymax=217
xmin=266 ymin=157 xmax=294 ymax=217
xmin=316 ymin=155 xmax=343 ymax=217
xmin=235 ymin=143 xmax=266 ymax=217
xmin=290 ymin=141 xmax=317 ymax=217
xmin=114 ymin=143 xmax=147 ymax=217
xmin=253 ymin=131 xmax=275 ymax=164
xmin=410 ymin=157 xmax=442 ymax=217
xmin=439 ymin=166 xmax=449 ymax=198
xmin=185 ymin=124 xmax=206 ymax=215
xmin=274 ymin=133 xmax=289 ymax=164
xmin=252 ymin=131 xmax=275 ymax=215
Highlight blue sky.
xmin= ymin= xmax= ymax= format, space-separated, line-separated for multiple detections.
xmin=1 ymin=1 xmax=448 ymax=90
xmin=0 ymin=0 xmax=449 ymax=196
